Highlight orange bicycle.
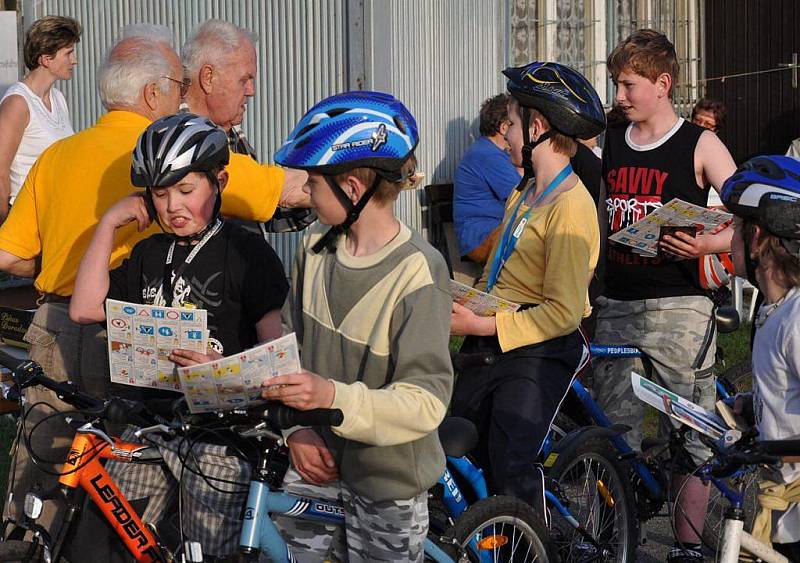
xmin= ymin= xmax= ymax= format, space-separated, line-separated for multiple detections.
xmin=0 ymin=354 xmax=173 ymax=562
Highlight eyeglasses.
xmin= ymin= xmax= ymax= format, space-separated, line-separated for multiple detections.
xmin=162 ymin=76 xmax=191 ymax=97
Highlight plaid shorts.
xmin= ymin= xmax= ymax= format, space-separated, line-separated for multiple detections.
xmin=105 ymin=426 xmax=251 ymax=557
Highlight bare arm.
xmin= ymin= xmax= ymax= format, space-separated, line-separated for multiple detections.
xmin=662 ymin=132 xmax=738 ymax=258
xmin=255 ymin=308 xmax=283 ymax=342
xmin=70 ymin=194 xmax=151 ymax=324
xmin=0 ymin=249 xmax=35 ymax=277
xmin=0 ymin=96 xmax=30 ymax=222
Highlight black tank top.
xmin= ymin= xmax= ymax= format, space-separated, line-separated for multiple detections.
xmin=602 ymin=119 xmax=708 ymax=300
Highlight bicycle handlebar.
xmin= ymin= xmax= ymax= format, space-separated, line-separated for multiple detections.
xmin=710 ymin=436 xmax=800 ymax=478
xmin=4 ymin=352 xmax=344 ymax=435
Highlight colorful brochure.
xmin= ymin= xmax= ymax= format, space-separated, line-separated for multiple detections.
xmin=450 ymin=280 xmax=520 ymax=317
xmin=631 ymin=372 xmax=727 ymax=439
xmin=609 ymin=198 xmax=732 ymax=257
xmin=177 ymin=333 xmax=301 ymax=414
xmin=106 ymin=299 xmax=207 ymax=391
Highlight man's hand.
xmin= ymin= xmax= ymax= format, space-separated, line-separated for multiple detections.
xmin=451 ymin=302 xmax=496 ymax=337
xmin=101 ymin=193 xmax=152 ymax=231
xmin=279 ymin=168 xmax=311 ymax=208
xmin=169 ymin=348 xmax=223 ymax=367
xmin=286 ymin=428 xmax=338 ymax=485
xmin=261 ymin=370 xmax=335 ymax=410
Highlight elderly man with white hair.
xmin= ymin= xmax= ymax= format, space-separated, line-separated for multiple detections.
xmin=182 ymin=19 xmax=314 ymax=232
xmin=0 ymin=23 xmax=288 ymax=529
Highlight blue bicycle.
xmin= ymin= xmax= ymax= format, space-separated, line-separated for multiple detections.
xmin=213 ymin=409 xmax=558 ymax=562
xmin=543 ymin=319 xmax=758 ymax=561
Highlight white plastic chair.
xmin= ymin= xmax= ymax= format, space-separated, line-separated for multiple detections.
xmin=731 ymin=276 xmax=760 ymax=323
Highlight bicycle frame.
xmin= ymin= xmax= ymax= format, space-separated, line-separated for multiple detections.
xmin=45 ymin=426 xmax=166 ymax=562
xmin=238 ymin=479 xmax=455 ymax=563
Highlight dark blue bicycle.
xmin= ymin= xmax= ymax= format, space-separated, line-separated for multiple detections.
xmin=542 ymin=313 xmax=758 ymax=562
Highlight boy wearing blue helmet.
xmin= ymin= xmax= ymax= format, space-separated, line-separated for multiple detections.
xmin=725 ymin=156 xmax=800 ymax=561
xmin=261 ymin=91 xmax=453 ymax=562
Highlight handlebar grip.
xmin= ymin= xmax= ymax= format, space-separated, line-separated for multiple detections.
xmin=266 ymin=404 xmax=344 ymax=429
xmin=0 ymin=348 xmax=25 ymax=372
xmin=760 ymin=439 xmax=800 ymax=457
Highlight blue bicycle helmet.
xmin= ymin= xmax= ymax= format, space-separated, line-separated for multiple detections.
xmin=721 ymin=155 xmax=800 ymax=285
xmin=274 ymin=91 xmax=419 ymax=252
xmin=274 ymin=91 xmax=418 ymax=179
xmin=503 ymin=62 xmax=605 ymax=189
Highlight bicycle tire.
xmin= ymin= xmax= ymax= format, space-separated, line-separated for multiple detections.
xmin=439 ymin=495 xmax=558 ymax=562
xmin=546 ymin=437 xmax=638 ymax=563
xmin=0 ymin=540 xmax=68 ymax=563
xmin=703 ymin=361 xmax=757 ymax=549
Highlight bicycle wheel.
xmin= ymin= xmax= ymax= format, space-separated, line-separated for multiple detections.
xmin=546 ymin=438 xmax=638 ymax=562
xmin=440 ymin=495 xmax=558 ymax=562
xmin=0 ymin=540 xmax=67 ymax=563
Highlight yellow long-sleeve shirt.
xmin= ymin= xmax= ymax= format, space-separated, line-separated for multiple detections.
xmin=477 ymin=182 xmax=600 ymax=352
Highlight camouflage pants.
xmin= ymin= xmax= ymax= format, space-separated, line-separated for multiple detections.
xmin=592 ymin=295 xmax=716 ymax=466
xmin=272 ymin=468 xmax=429 ymax=562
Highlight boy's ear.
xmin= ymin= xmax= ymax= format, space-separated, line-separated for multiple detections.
xmin=216 ymin=169 xmax=229 ymax=193
xmin=749 ymin=224 xmax=765 ymax=259
xmin=342 ymin=174 xmax=365 ymax=202
xmin=655 ymin=72 xmax=672 ymax=99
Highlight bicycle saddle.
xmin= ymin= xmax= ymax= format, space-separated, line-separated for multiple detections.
xmin=438 ymin=417 xmax=478 ymax=458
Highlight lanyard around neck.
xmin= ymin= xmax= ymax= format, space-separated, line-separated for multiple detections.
xmin=155 ymin=219 xmax=223 ymax=306
xmin=485 ymin=164 xmax=573 ymax=292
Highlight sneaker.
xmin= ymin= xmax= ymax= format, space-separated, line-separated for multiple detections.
xmin=667 ymin=546 xmax=704 ymax=562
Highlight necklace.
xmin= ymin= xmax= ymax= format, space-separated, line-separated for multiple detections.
xmin=754 ymin=287 xmax=798 ymax=328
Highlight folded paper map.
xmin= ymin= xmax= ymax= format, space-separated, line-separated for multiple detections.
xmin=177 ymin=333 xmax=301 ymax=413
xmin=450 ymin=280 xmax=520 ymax=316
xmin=609 ymin=198 xmax=732 ymax=257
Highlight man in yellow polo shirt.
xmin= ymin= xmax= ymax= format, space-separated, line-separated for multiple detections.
xmin=0 ymin=25 xmax=297 ymax=529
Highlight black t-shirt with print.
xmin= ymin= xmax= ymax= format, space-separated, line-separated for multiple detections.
xmin=106 ymin=221 xmax=288 ymax=405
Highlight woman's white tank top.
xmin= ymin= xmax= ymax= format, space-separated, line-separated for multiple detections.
xmin=1 ymin=82 xmax=74 ymax=203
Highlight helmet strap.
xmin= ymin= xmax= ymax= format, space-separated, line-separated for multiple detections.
xmin=515 ymin=107 xmax=556 ymax=192
xmin=312 ymin=173 xmax=383 ymax=254
xmin=743 ymin=236 xmax=761 ymax=290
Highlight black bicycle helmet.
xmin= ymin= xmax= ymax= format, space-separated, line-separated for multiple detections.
xmin=503 ymin=62 xmax=606 ymax=189
xmin=131 ymin=113 xmax=229 ymax=234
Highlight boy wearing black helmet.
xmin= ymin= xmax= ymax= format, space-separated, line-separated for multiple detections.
xmin=725 ymin=156 xmax=800 ymax=561
xmin=69 ymin=113 xmax=288 ymax=559
xmin=450 ymin=61 xmax=602 ymax=516
xmin=595 ymin=29 xmax=737 ymax=562
xmin=260 ymin=91 xmax=453 ymax=562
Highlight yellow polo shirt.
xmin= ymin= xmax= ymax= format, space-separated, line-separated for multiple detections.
xmin=0 ymin=110 xmax=283 ymax=296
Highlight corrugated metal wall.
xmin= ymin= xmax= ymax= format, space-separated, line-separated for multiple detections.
xmin=28 ymin=0 xmax=349 ymax=266
xmin=378 ymin=0 xmax=508 ymax=234
xmin=26 ymin=0 xmax=508 ymax=258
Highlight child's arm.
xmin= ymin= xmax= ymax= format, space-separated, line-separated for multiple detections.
xmin=70 ymin=194 xmax=151 ymax=324
xmin=660 ymin=131 xmax=737 ymax=258
xmin=264 ymin=269 xmax=454 ymax=447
